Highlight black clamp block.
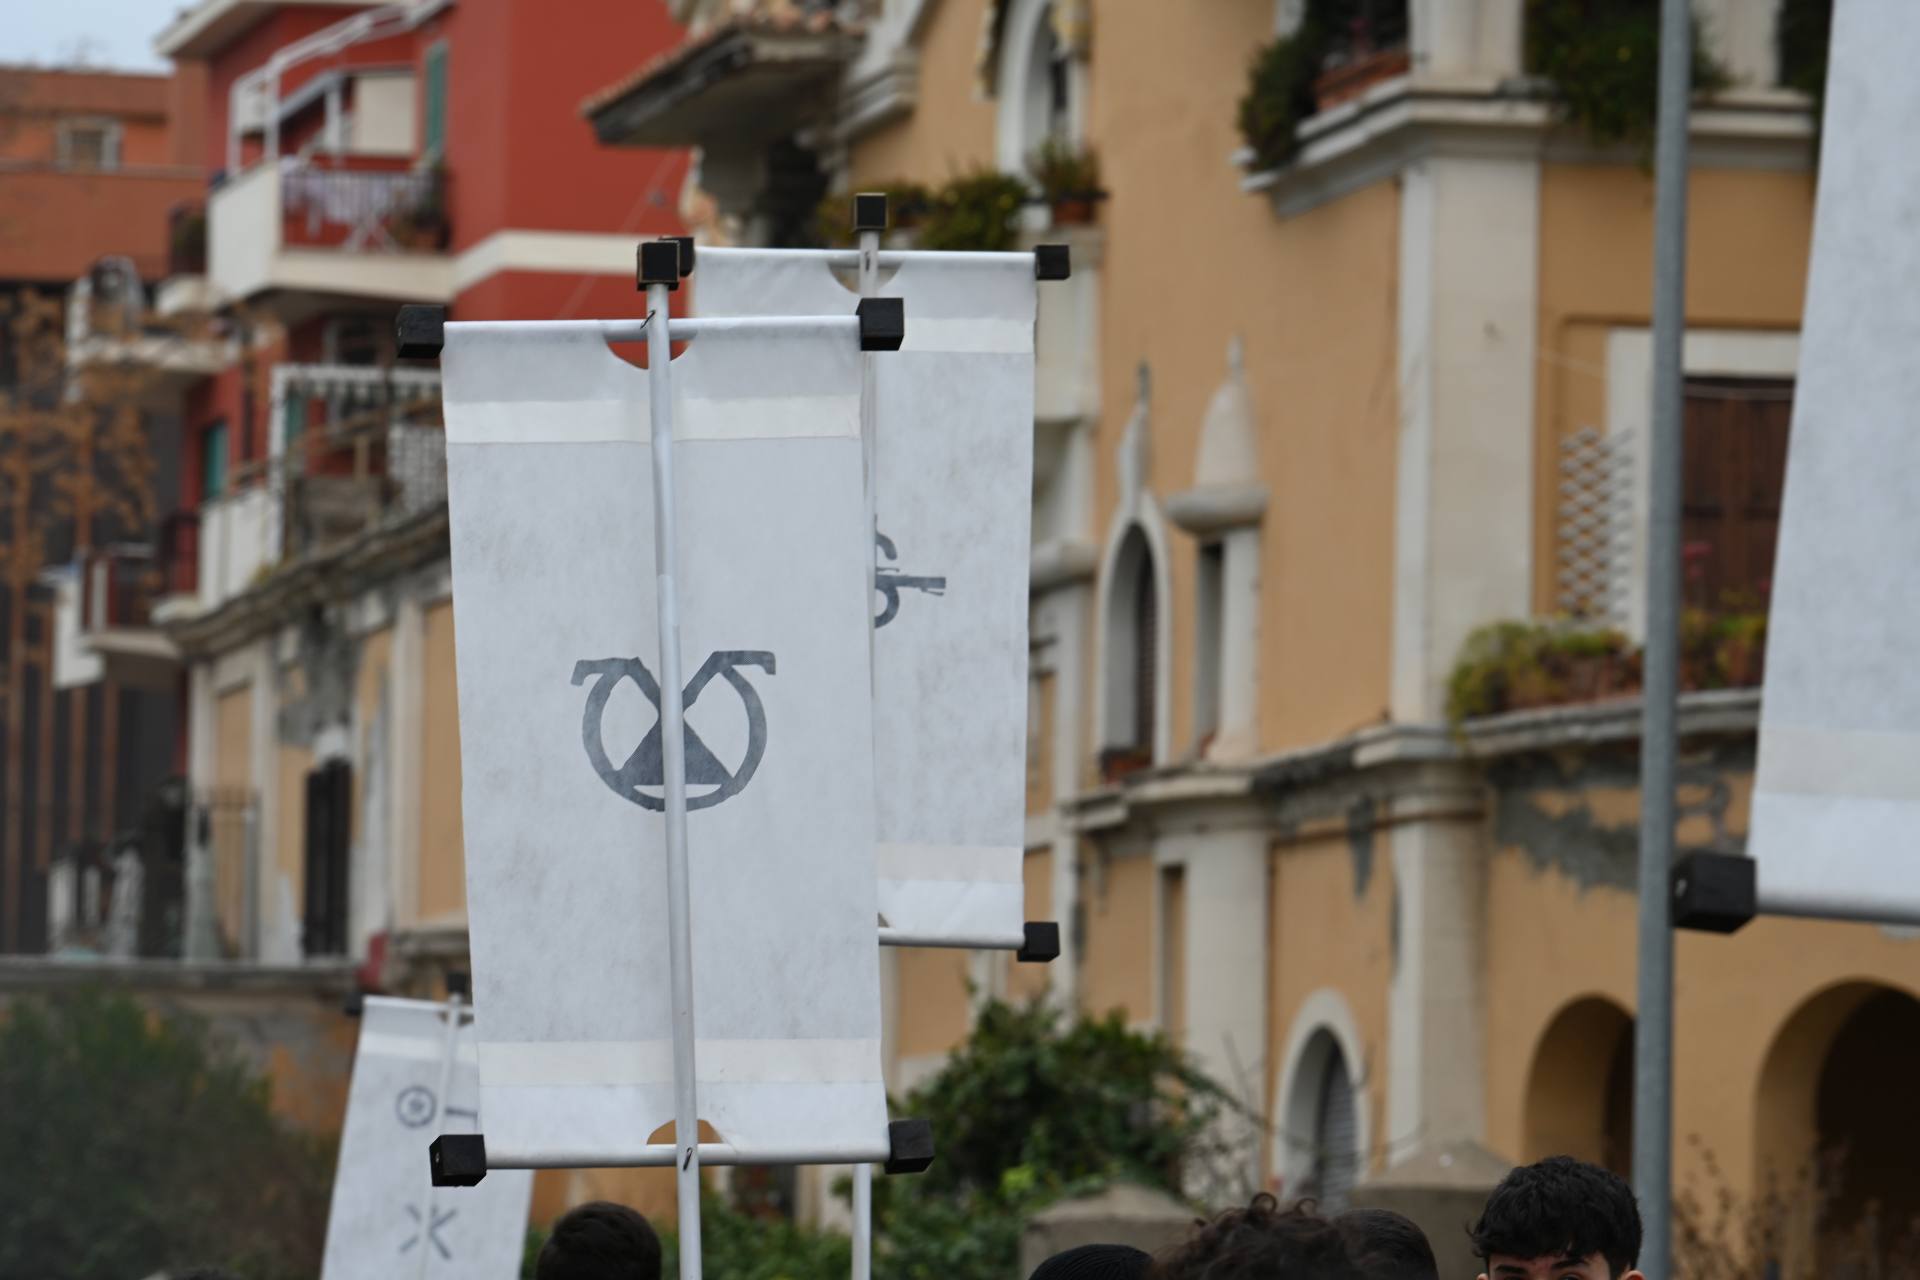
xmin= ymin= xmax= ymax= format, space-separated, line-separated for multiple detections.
xmin=857 ymin=297 xmax=905 ymax=352
xmin=1017 ymin=920 xmax=1061 ymax=964
xmin=883 ymin=1117 xmax=935 ymax=1175
xmin=445 ymin=970 xmax=471 ymax=1001
xmin=638 ymin=239 xmax=682 ymax=291
xmin=342 ymin=988 xmax=366 ymax=1018
xmin=672 ymin=235 xmax=696 ymax=278
xmin=430 ymin=1134 xmax=488 ymax=1187
xmin=395 ymin=304 xmax=445 ymax=360
xmin=1034 ymin=243 xmax=1072 ymax=282
xmin=853 ymin=192 xmax=889 ymax=233
xmin=1672 ymin=851 xmax=1757 ymax=934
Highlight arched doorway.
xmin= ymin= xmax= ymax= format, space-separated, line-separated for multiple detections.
xmin=1523 ymin=996 xmax=1634 ymax=1177
xmin=1282 ymin=1027 xmax=1361 ymax=1212
xmin=1098 ymin=523 xmax=1158 ymax=777
xmin=1757 ymin=982 xmax=1920 ymax=1271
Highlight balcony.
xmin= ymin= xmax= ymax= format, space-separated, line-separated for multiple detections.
xmin=208 ymin=159 xmax=454 ymax=314
xmin=65 ymin=265 xmax=231 ymax=399
xmin=45 ymin=547 xmax=180 ymax=693
xmin=162 ymin=362 xmax=445 ymax=620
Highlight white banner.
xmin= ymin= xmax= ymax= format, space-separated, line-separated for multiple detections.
xmin=443 ymin=317 xmax=890 ymax=1160
xmin=321 ymin=997 xmax=532 ymax=1279
xmin=1749 ymin=0 xmax=1920 ymax=923
xmin=695 ymin=249 xmax=1035 ymax=947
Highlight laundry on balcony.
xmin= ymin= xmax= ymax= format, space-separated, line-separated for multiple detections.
xmin=279 ymin=160 xmax=448 ymax=252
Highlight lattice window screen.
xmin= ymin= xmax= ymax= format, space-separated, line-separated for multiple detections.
xmin=1556 ymin=427 xmax=1634 ymax=624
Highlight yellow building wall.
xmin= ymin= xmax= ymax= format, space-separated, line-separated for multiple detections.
xmin=1006 ymin=847 xmax=1054 ymax=1004
xmin=1531 ymin=164 xmax=1816 ymax=611
xmin=1080 ymin=847 xmax=1153 ymax=1021
xmin=895 ymin=947 xmax=973 ymax=1060
xmin=419 ymin=601 xmax=466 ymax=922
xmin=1267 ymin=825 xmax=1394 ymax=1178
xmin=1482 ymin=759 xmax=1920 ymax=1210
xmin=213 ymin=683 xmax=253 ymax=950
xmin=847 ymin=0 xmax=997 ymax=185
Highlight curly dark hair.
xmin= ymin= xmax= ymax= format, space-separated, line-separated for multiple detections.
xmin=1337 ymin=1207 xmax=1438 ymax=1280
xmin=1469 ymin=1156 xmax=1642 ymax=1276
xmin=1151 ymin=1194 xmax=1362 ymax=1280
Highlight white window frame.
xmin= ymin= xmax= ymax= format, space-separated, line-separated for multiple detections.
xmin=994 ymin=0 xmax=1086 ymax=175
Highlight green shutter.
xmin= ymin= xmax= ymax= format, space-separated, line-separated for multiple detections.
xmin=202 ymin=421 xmax=228 ymax=501
xmin=284 ymin=394 xmax=306 ymax=450
xmin=424 ymin=44 xmax=448 ymax=158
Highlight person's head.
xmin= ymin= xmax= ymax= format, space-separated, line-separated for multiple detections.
xmin=1470 ymin=1157 xmax=1644 ymax=1280
xmin=536 ymin=1201 xmax=663 ymax=1280
xmin=1336 ymin=1208 xmax=1438 ymax=1280
xmin=1151 ymin=1194 xmax=1361 ymax=1280
xmin=1030 ymin=1243 xmax=1153 ymax=1280
xmin=169 ymin=1271 xmax=241 ymax=1280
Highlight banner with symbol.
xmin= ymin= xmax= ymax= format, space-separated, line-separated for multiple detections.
xmin=442 ymin=318 xmax=889 ymax=1159
xmin=695 ymin=250 xmax=1035 ymax=947
xmin=321 ymin=997 xmax=531 ymax=1279
xmin=1748 ymin=0 xmax=1920 ymax=924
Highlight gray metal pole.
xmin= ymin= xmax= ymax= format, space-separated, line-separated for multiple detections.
xmin=1634 ymin=0 xmax=1690 ymax=1272
xmin=851 ymin=215 xmax=881 ymax=1280
xmin=646 ymin=281 xmax=703 ymax=1280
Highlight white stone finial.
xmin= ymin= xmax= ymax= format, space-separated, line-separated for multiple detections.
xmin=1227 ymin=333 xmax=1245 ymax=376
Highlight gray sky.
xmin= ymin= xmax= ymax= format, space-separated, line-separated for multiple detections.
xmin=3 ymin=0 xmax=179 ymax=73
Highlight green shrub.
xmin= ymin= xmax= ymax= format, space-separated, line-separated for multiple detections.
xmin=1523 ymin=0 xmax=1730 ymax=148
xmin=0 ymin=988 xmax=333 ymax=1280
xmin=917 ymin=172 xmax=1033 ymax=253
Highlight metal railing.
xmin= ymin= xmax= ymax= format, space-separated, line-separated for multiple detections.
xmin=281 ymin=163 xmax=450 ymax=252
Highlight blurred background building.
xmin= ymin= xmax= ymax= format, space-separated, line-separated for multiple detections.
xmin=3 ymin=0 xmax=1912 ymax=1269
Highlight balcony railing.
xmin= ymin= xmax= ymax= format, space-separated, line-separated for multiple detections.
xmin=281 ymin=163 xmax=450 ymax=253
xmin=187 ymin=362 xmax=445 ymax=614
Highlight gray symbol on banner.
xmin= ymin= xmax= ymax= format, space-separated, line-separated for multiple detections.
xmin=396 ymin=1085 xmax=478 ymax=1130
xmin=573 ymin=651 xmax=776 ymax=811
xmin=875 ymin=529 xmax=945 ymax=628
xmin=400 ymin=1203 xmax=457 ymax=1259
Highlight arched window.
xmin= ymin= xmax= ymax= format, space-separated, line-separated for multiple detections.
xmin=996 ymin=0 xmax=1083 ymax=172
xmin=1100 ymin=524 xmax=1158 ymax=777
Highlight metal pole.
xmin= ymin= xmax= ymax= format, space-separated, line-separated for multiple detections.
xmin=851 ymin=212 xmax=881 ymax=1280
xmin=852 ymin=1161 xmax=873 ymax=1280
xmin=1634 ymin=0 xmax=1690 ymax=1272
xmin=418 ymin=991 xmax=464 ymax=1280
xmin=646 ymin=282 xmax=703 ymax=1280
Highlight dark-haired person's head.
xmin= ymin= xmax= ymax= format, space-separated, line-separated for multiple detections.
xmin=1471 ymin=1157 xmax=1643 ymax=1280
xmin=169 ymin=1271 xmax=241 ymax=1280
xmin=1151 ymin=1194 xmax=1361 ymax=1280
xmin=1030 ymin=1243 xmax=1153 ymax=1280
xmin=536 ymin=1200 xmax=662 ymax=1280
xmin=1336 ymin=1208 xmax=1438 ymax=1280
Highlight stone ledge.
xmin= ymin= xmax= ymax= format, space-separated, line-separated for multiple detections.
xmin=0 ymin=955 xmax=357 ymax=995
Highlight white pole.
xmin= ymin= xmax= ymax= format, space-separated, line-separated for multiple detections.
xmin=646 ymin=279 xmax=703 ymax=1280
xmin=851 ymin=207 xmax=882 ymax=1280
xmin=418 ymin=991 xmax=464 ymax=1280
xmin=852 ymin=1161 xmax=873 ymax=1280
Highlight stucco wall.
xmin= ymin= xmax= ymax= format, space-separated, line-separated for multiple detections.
xmin=418 ymin=600 xmax=465 ymax=923
xmin=1481 ymin=740 xmax=1920 ymax=1208
xmin=1267 ymin=825 xmax=1393 ymax=1182
xmin=1530 ymin=164 xmax=1816 ymax=612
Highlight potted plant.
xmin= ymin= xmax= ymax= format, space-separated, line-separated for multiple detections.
xmin=1524 ymin=0 xmax=1729 ymax=149
xmin=391 ymin=165 xmax=450 ymax=251
xmin=1026 ymin=136 xmax=1104 ymax=225
xmin=917 ymin=171 xmax=1032 ymax=252
xmin=1312 ymin=4 xmax=1411 ymax=110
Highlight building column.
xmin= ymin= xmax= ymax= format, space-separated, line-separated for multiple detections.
xmin=1179 ymin=823 xmax=1270 ymax=1198
xmin=1385 ymin=147 xmax=1539 ymax=1163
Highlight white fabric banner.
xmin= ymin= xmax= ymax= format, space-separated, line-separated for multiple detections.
xmin=442 ymin=317 xmax=890 ymax=1160
xmin=1749 ymin=0 xmax=1920 ymax=923
xmin=321 ymin=997 xmax=532 ymax=1279
xmin=695 ymin=249 xmax=1035 ymax=946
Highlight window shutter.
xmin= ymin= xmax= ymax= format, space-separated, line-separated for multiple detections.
xmin=1313 ymin=1052 xmax=1359 ymax=1212
xmin=302 ymin=760 xmax=352 ymax=956
xmin=1682 ymin=377 xmax=1793 ymax=606
xmin=423 ymin=44 xmax=448 ymax=159
xmin=1133 ymin=552 xmax=1156 ymax=752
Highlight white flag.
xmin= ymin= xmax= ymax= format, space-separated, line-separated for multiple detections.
xmin=1749 ymin=0 xmax=1920 ymax=923
xmin=695 ymin=249 xmax=1036 ymax=947
xmin=443 ymin=317 xmax=890 ymax=1161
xmin=321 ymin=997 xmax=532 ymax=1279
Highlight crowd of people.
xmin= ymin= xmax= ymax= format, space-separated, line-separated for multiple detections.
xmin=531 ymin=1154 xmax=1646 ymax=1280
